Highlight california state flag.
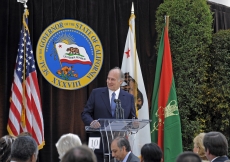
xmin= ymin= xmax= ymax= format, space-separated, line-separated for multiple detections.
xmin=55 ymin=42 xmax=92 ymax=65
xmin=121 ymin=3 xmax=151 ymax=156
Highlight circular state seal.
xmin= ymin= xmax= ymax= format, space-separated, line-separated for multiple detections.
xmin=36 ymin=19 xmax=103 ymax=90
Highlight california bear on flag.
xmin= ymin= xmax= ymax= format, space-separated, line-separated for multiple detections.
xmin=55 ymin=42 xmax=92 ymax=65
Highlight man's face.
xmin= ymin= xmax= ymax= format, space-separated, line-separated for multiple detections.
xmin=111 ymin=141 xmax=126 ymax=161
xmin=107 ymin=69 xmax=122 ymax=91
xmin=128 ymin=80 xmax=135 ymax=95
xmin=137 ymin=95 xmax=143 ymax=110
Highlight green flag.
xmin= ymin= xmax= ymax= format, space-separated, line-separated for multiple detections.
xmin=150 ymin=20 xmax=183 ymax=162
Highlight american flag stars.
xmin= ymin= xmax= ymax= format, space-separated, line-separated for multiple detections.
xmin=16 ymin=29 xmax=35 ymax=82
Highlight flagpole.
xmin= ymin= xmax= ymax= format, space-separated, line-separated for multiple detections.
xmin=21 ymin=11 xmax=27 ymax=128
xmin=18 ymin=0 xmax=29 ymax=128
xmin=130 ymin=2 xmax=139 ymax=116
xmin=165 ymin=15 xmax=169 ymax=29
xmin=54 ymin=42 xmax=63 ymax=68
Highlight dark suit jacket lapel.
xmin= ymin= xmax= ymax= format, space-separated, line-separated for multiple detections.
xmin=126 ymin=152 xmax=132 ymax=162
xmin=119 ymin=89 xmax=126 ymax=105
xmin=101 ymin=87 xmax=112 ymax=115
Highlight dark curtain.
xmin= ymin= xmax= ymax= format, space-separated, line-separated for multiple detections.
xmin=0 ymin=0 xmax=162 ymax=161
xmin=208 ymin=1 xmax=230 ymax=32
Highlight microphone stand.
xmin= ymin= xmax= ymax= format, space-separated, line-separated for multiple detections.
xmin=114 ymin=99 xmax=124 ymax=119
xmin=114 ymin=99 xmax=119 ymax=119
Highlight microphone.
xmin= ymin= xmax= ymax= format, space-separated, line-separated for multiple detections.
xmin=114 ymin=99 xmax=124 ymax=119
xmin=114 ymin=99 xmax=119 ymax=103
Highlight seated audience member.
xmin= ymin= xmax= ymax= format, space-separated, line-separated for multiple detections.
xmin=176 ymin=151 xmax=202 ymax=162
xmin=203 ymin=131 xmax=229 ymax=162
xmin=0 ymin=135 xmax=16 ymax=162
xmin=193 ymin=133 xmax=208 ymax=161
xmin=61 ymin=145 xmax=97 ymax=162
xmin=56 ymin=133 xmax=82 ymax=160
xmin=140 ymin=143 xmax=163 ymax=162
xmin=111 ymin=136 xmax=140 ymax=162
xmin=11 ymin=136 xmax=38 ymax=162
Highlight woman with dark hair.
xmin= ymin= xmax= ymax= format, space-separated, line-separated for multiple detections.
xmin=0 ymin=135 xmax=16 ymax=162
xmin=140 ymin=143 xmax=163 ymax=162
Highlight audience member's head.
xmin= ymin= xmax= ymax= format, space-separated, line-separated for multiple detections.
xmin=193 ymin=133 xmax=208 ymax=160
xmin=111 ymin=136 xmax=131 ymax=161
xmin=140 ymin=142 xmax=163 ymax=162
xmin=11 ymin=136 xmax=38 ymax=162
xmin=61 ymin=145 xmax=97 ymax=162
xmin=56 ymin=133 xmax=82 ymax=160
xmin=203 ymin=131 xmax=228 ymax=161
xmin=176 ymin=151 xmax=202 ymax=162
xmin=0 ymin=135 xmax=16 ymax=162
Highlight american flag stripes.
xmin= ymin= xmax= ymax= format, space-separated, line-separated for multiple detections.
xmin=7 ymin=9 xmax=45 ymax=149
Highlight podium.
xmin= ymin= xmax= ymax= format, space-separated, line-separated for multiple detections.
xmin=85 ymin=118 xmax=151 ymax=162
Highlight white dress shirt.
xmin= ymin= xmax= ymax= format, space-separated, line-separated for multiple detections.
xmin=109 ymin=88 xmax=120 ymax=104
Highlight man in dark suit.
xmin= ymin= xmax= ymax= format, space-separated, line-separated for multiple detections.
xmin=81 ymin=67 xmax=136 ymax=162
xmin=203 ymin=131 xmax=229 ymax=162
xmin=111 ymin=136 xmax=139 ymax=162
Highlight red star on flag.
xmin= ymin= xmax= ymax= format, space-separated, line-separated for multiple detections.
xmin=59 ymin=44 xmax=62 ymax=48
xmin=125 ymin=49 xmax=130 ymax=58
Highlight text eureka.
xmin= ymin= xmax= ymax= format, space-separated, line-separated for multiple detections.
xmin=38 ymin=22 xmax=103 ymax=88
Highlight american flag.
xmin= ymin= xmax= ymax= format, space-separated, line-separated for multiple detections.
xmin=7 ymin=10 xmax=45 ymax=149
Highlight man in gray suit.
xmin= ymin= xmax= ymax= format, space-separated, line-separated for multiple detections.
xmin=111 ymin=136 xmax=139 ymax=162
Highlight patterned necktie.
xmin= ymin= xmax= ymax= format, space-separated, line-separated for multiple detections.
xmin=111 ymin=92 xmax=116 ymax=117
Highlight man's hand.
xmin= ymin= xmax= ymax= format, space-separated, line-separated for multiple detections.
xmin=90 ymin=120 xmax=101 ymax=129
